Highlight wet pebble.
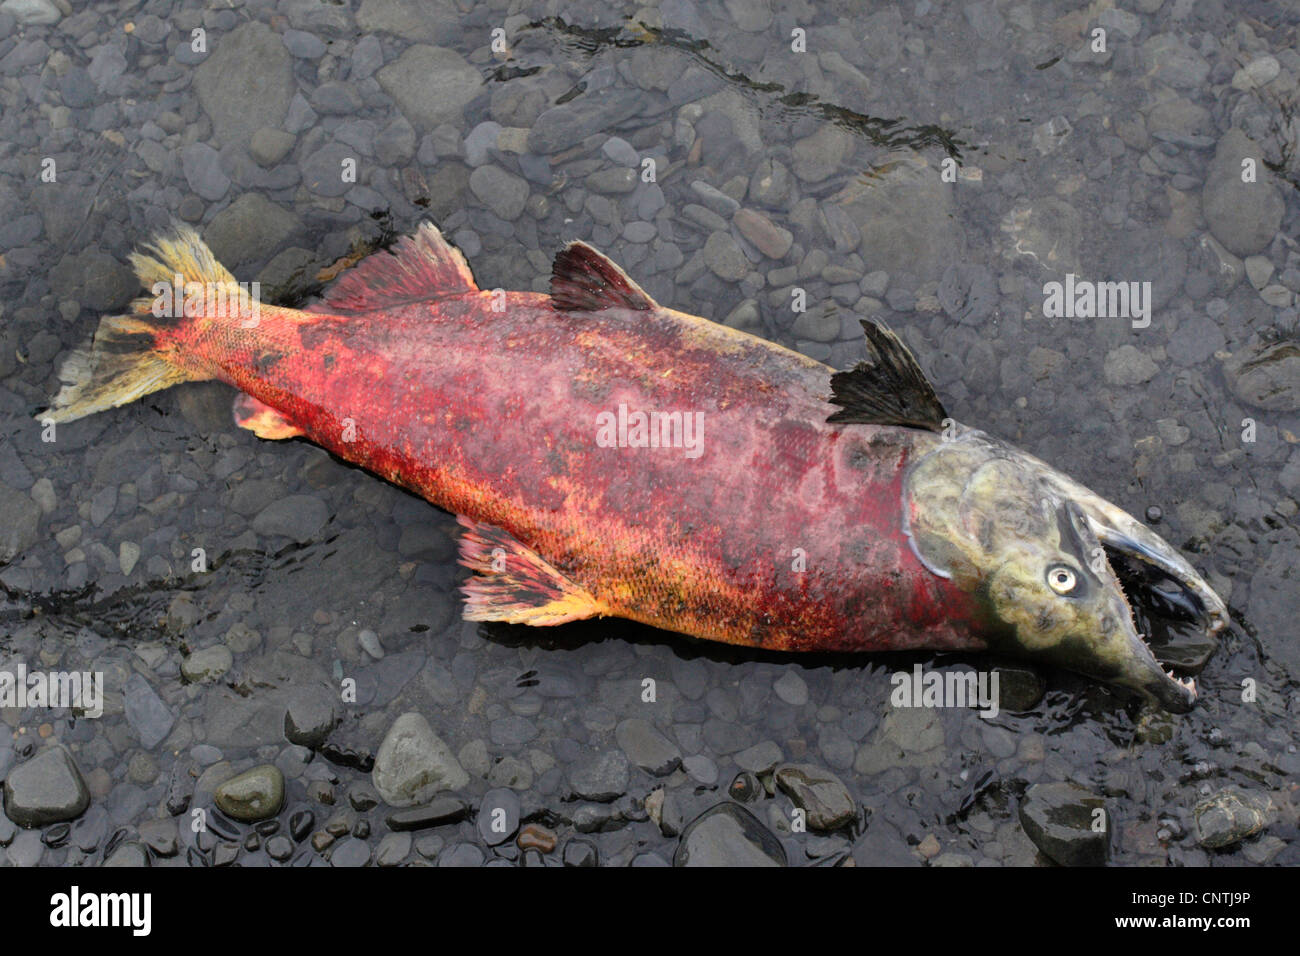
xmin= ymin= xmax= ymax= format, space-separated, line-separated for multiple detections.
xmin=1194 ymin=788 xmax=1271 ymax=849
xmin=674 ymin=803 xmax=785 ymax=867
xmin=372 ymin=712 xmax=469 ymax=806
xmin=615 ymin=718 xmax=681 ymax=776
xmin=3 ymin=745 xmax=90 ymax=827
xmin=252 ymin=495 xmax=328 ymax=543
xmin=477 ymin=787 xmax=520 ymax=846
xmin=1018 ymin=783 xmax=1109 ymax=866
xmin=774 ymin=764 xmax=857 ymax=831
xmin=567 ymin=751 xmax=629 ymax=802
xmin=214 ymin=764 xmax=285 ymax=822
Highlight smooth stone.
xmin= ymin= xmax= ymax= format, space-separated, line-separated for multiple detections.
xmin=674 ymin=803 xmax=786 ymax=866
xmin=1018 ymin=782 xmax=1109 ymax=866
xmin=372 ymin=712 xmax=469 ymax=807
xmin=213 ymin=764 xmax=285 ymax=822
xmin=3 ymin=746 xmax=90 ymax=827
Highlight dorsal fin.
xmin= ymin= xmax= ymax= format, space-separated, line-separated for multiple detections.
xmin=827 ymin=320 xmax=948 ymax=431
xmin=308 ymin=221 xmax=478 ymax=315
xmin=550 ymin=241 xmax=658 ymax=312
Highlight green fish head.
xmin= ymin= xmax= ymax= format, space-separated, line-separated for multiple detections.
xmin=905 ymin=427 xmax=1228 ymax=713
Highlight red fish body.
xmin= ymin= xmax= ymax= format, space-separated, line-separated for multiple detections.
xmin=137 ymin=227 xmax=986 ymax=654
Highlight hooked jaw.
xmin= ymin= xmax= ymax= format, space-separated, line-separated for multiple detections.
xmin=1067 ymin=492 xmax=1228 ymax=713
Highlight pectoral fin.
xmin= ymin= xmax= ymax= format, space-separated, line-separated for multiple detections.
xmin=232 ymin=393 xmax=304 ymax=440
xmin=457 ymin=516 xmax=608 ymax=626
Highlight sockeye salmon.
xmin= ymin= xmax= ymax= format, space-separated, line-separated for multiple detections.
xmin=40 ymin=222 xmax=1229 ymax=713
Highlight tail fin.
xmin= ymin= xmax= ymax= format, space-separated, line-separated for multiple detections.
xmin=38 ymin=227 xmax=230 ymax=424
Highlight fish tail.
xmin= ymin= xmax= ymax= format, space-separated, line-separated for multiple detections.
xmin=37 ymin=226 xmax=237 ymax=424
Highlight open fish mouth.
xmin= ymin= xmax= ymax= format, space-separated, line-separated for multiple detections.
xmin=1072 ymin=498 xmax=1229 ymax=713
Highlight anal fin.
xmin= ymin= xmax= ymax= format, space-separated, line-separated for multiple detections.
xmin=457 ymin=516 xmax=608 ymax=626
xmin=233 ymin=393 xmax=304 ymax=440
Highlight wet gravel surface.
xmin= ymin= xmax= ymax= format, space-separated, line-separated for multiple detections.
xmin=0 ymin=0 xmax=1298 ymax=867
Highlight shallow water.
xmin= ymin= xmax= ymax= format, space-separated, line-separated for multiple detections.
xmin=0 ymin=0 xmax=1296 ymax=866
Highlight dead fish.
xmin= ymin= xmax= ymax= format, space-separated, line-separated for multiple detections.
xmin=39 ymin=222 xmax=1228 ymax=712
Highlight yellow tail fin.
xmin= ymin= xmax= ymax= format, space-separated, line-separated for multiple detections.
xmin=38 ymin=227 xmax=231 ymax=424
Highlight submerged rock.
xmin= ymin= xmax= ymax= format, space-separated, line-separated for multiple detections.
xmin=3 ymin=746 xmax=90 ymax=827
xmin=774 ymin=764 xmax=857 ymax=831
xmin=674 ymin=803 xmax=786 ymax=866
xmin=1018 ymin=782 xmax=1109 ymax=866
xmin=1193 ymin=788 xmax=1271 ymax=849
xmin=372 ymin=712 xmax=468 ymax=806
xmin=214 ymin=764 xmax=285 ymax=822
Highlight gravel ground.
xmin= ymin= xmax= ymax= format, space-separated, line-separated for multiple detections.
xmin=0 ymin=0 xmax=1297 ymax=867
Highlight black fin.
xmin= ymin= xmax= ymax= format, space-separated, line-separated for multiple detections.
xmin=551 ymin=241 xmax=657 ymax=312
xmin=826 ymin=320 xmax=948 ymax=431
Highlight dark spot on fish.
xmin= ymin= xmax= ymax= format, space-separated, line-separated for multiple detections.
xmin=323 ymin=353 xmax=336 ymax=371
xmin=299 ymin=323 xmax=332 ymax=351
xmin=255 ymin=350 xmax=285 ymax=374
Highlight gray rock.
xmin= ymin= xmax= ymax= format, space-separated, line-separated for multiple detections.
xmin=1223 ymin=337 xmax=1300 ymax=411
xmin=180 ymin=143 xmax=230 ymax=202
xmin=375 ymin=831 xmax=412 ymax=866
xmin=123 ymin=674 xmax=174 ymax=749
xmin=195 ymin=22 xmax=295 ymax=149
xmin=1 ymin=0 xmax=60 ymax=26
xmin=735 ymin=740 xmax=782 ymax=774
xmin=102 ymin=842 xmax=148 ymax=867
xmin=372 ymin=712 xmax=469 ymax=806
xmin=1194 ymin=788 xmax=1271 ymax=849
xmin=1103 ymin=345 xmax=1159 ymax=386
xmin=772 ymin=671 xmax=808 ymax=706
xmin=1141 ymin=33 xmax=1210 ymax=89
xmin=0 ymin=481 xmax=40 ymax=564
xmin=615 ymin=718 xmax=681 ymax=776
xmin=938 ymin=262 xmax=997 ymax=325
xmin=180 ymin=645 xmax=233 ymax=683
xmin=2 ymin=745 xmax=89 ymax=827
xmin=377 ymin=45 xmax=481 ymax=130
xmin=205 ymin=194 xmax=301 ymax=268
xmin=469 ymin=165 xmax=529 ymax=221
xmin=725 ymin=0 xmax=773 ymax=31
xmin=250 ymin=127 xmax=296 ymax=167
xmin=587 ymin=167 xmax=639 ymax=194
xmin=138 ymin=817 xmax=178 ymax=857
xmin=675 ymin=803 xmax=785 ymax=866
xmin=841 ymin=152 xmax=964 ymax=277
xmin=301 ymin=143 xmax=359 ymax=198
xmin=792 ymin=125 xmax=853 ymax=183
xmin=1202 ymin=130 xmax=1285 ymax=257
xmin=774 ymin=764 xmax=857 ymax=831
xmin=282 ymin=29 xmax=326 ymax=59
xmin=213 ymin=764 xmax=285 ymax=821
xmin=476 ymin=787 xmax=520 ymax=845
xmin=748 ymin=158 xmax=791 ymax=207
xmin=703 ymin=231 xmax=748 ymax=281
xmin=252 ymin=495 xmax=328 ymax=542
xmin=567 ymin=751 xmax=629 ymax=802
xmin=1018 ymin=782 xmax=1109 ymax=866
xmin=527 ymin=88 xmax=645 ymax=155
xmin=331 ymin=836 xmax=372 ymax=867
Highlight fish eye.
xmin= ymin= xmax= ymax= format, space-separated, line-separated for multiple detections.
xmin=1046 ymin=565 xmax=1078 ymax=595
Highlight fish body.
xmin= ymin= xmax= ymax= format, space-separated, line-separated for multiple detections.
xmin=41 ymin=223 xmax=1229 ymax=712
